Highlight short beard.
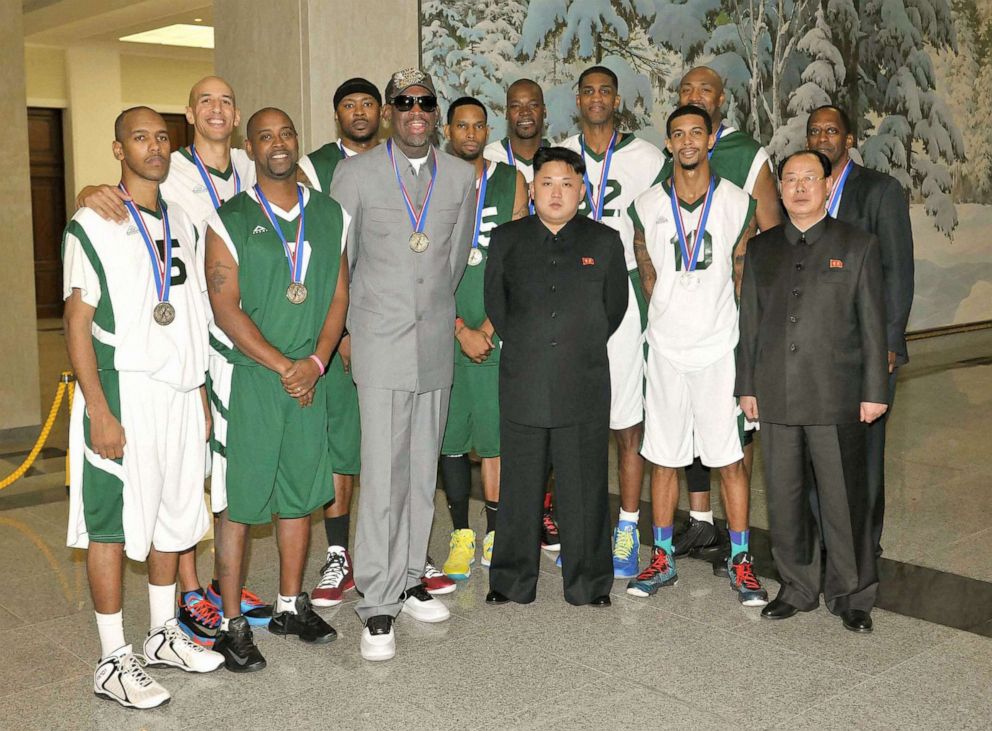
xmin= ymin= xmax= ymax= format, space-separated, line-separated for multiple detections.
xmin=457 ymin=148 xmax=482 ymax=162
xmin=512 ymin=123 xmax=541 ymax=140
xmin=346 ymin=127 xmax=379 ymax=144
xmin=680 ymin=158 xmax=700 ymax=171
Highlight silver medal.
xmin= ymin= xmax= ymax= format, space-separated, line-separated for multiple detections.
xmin=409 ymin=231 xmax=430 ymax=253
xmin=679 ymin=272 xmax=700 ymax=290
xmin=153 ymin=302 xmax=175 ymax=326
xmin=467 ymin=248 xmax=483 ymax=266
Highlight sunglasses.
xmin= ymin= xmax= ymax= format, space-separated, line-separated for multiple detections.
xmin=392 ymin=94 xmax=438 ymax=113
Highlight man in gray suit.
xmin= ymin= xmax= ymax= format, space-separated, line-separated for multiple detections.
xmin=329 ymin=68 xmax=476 ymax=661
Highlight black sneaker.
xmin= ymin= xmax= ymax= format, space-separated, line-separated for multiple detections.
xmin=268 ymin=592 xmax=337 ymax=644
xmin=541 ymin=509 xmax=561 ymax=551
xmin=214 ymin=616 xmax=266 ymax=673
xmin=673 ymin=517 xmax=722 ymax=557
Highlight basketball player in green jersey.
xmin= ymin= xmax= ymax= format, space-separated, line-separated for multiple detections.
xmin=438 ymin=97 xmax=528 ymax=581
xmin=296 ymin=78 xmax=383 ymax=607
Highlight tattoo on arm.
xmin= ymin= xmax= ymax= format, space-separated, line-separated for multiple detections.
xmin=733 ymin=217 xmax=758 ymax=299
xmin=207 ymin=261 xmax=231 ymax=294
xmin=633 ymin=227 xmax=656 ymax=300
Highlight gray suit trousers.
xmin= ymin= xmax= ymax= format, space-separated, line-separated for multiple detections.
xmin=353 ymin=386 xmax=449 ymax=621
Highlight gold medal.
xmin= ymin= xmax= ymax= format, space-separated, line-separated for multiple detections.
xmin=286 ymin=282 xmax=308 ymax=304
xmin=153 ymin=302 xmax=175 ymax=326
xmin=467 ymin=248 xmax=483 ymax=267
xmin=409 ymin=231 xmax=430 ymax=253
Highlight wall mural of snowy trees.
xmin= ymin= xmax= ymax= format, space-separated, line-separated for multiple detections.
xmin=421 ymin=0 xmax=992 ymax=330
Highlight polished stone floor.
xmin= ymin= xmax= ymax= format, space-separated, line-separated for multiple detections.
xmin=0 ymin=324 xmax=990 ymax=729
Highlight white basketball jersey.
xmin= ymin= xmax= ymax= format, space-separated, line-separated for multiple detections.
xmin=484 ymin=138 xmax=539 ymax=183
xmin=630 ymin=177 xmax=755 ymax=371
xmin=62 ymin=205 xmax=209 ymax=391
xmin=162 ymin=147 xmax=256 ymax=239
xmin=560 ymin=133 xmax=666 ymax=270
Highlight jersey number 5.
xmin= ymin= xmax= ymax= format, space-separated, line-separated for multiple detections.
xmin=156 ymin=239 xmax=188 ymax=286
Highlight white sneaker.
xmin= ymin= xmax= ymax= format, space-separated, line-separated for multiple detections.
xmin=401 ymin=584 xmax=451 ymax=623
xmin=360 ymin=615 xmax=396 ymax=662
xmin=93 ymin=645 xmax=171 ymax=709
xmin=143 ymin=618 xmax=225 ymax=673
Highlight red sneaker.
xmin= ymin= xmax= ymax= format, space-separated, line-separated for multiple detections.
xmin=421 ymin=555 xmax=456 ymax=595
xmin=312 ymin=546 xmax=356 ymax=607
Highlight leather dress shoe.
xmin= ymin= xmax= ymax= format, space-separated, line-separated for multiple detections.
xmin=588 ymin=595 xmax=611 ymax=607
xmin=485 ymin=590 xmax=510 ymax=604
xmin=840 ymin=609 xmax=873 ymax=633
xmin=761 ymin=597 xmax=800 ymax=620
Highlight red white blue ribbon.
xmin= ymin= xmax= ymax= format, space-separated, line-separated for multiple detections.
xmin=826 ymin=159 xmax=853 ymax=218
xmin=471 ymin=162 xmax=490 ymax=253
xmin=386 ymin=138 xmax=437 ymax=235
xmin=708 ymin=125 xmax=726 ymax=160
xmin=254 ymin=184 xmax=305 ymax=285
xmin=190 ymin=144 xmax=240 ymax=210
xmin=670 ymin=176 xmax=715 ymax=273
xmin=120 ymin=183 xmax=172 ymax=304
xmin=579 ymin=130 xmax=618 ymax=221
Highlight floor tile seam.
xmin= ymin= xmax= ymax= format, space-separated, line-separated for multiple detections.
xmin=0 ymin=665 xmax=91 ymax=702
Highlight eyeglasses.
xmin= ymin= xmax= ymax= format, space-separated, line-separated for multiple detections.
xmin=392 ymin=95 xmax=438 ymax=113
xmin=780 ymin=175 xmax=825 ymax=189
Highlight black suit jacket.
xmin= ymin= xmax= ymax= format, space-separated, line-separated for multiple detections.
xmin=484 ymin=214 xmax=628 ymax=428
xmin=735 ymin=217 xmax=888 ymax=425
xmin=836 ymin=163 xmax=915 ymax=365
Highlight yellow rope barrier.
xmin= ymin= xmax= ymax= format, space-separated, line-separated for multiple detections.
xmin=0 ymin=370 xmax=74 ymax=491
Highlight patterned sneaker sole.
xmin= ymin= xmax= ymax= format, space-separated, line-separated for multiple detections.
xmin=176 ymin=620 xmax=217 ymax=648
xmin=94 ymin=689 xmax=171 ymax=710
xmin=740 ymin=595 xmax=770 ymax=607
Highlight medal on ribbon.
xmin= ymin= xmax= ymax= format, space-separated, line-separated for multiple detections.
xmin=579 ymin=130 xmax=618 ymax=221
xmin=826 ymin=159 xmax=853 ymax=218
xmin=467 ymin=162 xmax=490 ymax=267
xmin=121 ymin=183 xmax=174 ymax=325
xmin=504 ymin=138 xmax=538 ymax=214
xmin=387 ymin=138 xmax=437 ymax=253
xmin=190 ymin=144 xmax=241 ymax=210
xmin=254 ymin=184 xmax=307 ymax=304
xmin=708 ymin=125 xmax=726 ymax=160
xmin=670 ymin=176 xmax=715 ymax=290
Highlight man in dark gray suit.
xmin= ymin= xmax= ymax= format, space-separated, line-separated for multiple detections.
xmin=329 ymin=68 xmax=475 ymax=661
xmin=807 ymin=106 xmax=915 ymax=571
xmin=736 ymin=150 xmax=889 ymax=633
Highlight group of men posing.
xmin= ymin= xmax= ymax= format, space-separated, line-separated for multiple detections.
xmin=63 ymin=60 xmax=912 ymax=709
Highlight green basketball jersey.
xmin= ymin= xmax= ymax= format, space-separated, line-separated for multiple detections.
xmin=207 ymin=186 xmax=345 ymax=365
xmin=656 ymin=128 xmax=770 ymax=195
xmin=299 ymin=142 xmax=347 ymax=193
xmin=454 ymin=161 xmax=517 ymax=367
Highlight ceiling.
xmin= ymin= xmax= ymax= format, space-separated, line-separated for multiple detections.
xmin=23 ymin=0 xmax=213 ymax=59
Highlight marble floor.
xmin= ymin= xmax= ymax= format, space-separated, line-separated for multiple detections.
xmin=0 ymin=323 xmax=990 ymax=729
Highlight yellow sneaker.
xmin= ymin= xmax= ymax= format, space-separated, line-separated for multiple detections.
xmin=481 ymin=531 xmax=495 ymax=567
xmin=442 ymin=529 xmax=476 ymax=580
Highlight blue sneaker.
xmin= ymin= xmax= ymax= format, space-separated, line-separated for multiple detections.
xmin=626 ymin=546 xmax=677 ymax=597
xmin=555 ymin=553 xmax=562 ymax=568
xmin=728 ymin=552 xmax=769 ymax=607
xmin=611 ymin=521 xmax=640 ymax=578
xmin=206 ymin=584 xmax=273 ymax=627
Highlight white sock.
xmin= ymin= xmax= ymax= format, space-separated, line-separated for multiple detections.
xmin=148 ymin=583 xmax=176 ymax=631
xmin=95 ymin=610 xmax=126 ymax=658
xmin=690 ymin=510 xmax=714 ymax=525
xmin=277 ymin=594 xmax=298 ymax=613
xmin=619 ymin=509 xmax=640 ymax=524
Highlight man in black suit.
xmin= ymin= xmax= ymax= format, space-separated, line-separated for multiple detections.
xmin=807 ymin=106 xmax=915 ymax=571
xmin=736 ymin=150 xmax=889 ymax=632
xmin=483 ymin=146 xmax=628 ymax=607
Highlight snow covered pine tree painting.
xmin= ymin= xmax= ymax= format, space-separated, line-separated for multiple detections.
xmin=422 ymin=0 xmax=992 ymax=329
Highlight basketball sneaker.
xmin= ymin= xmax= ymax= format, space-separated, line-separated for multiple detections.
xmin=481 ymin=530 xmax=495 ymax=567
xmin=176 ymin=587 xmax=220 ymax=647
xmin=611 ymin=520 xmax=640 ymax=578
xmin=93 ymin=645 xmax=170 ymax=709
xmin=728 ymin=552 xmax=769 ymax=607
xmin=442 ymin=528 xmax=476 ymax=580
xmin=206 ymin=583 xmax=273 ymax=627
xmin=143 ymin=618 xmax=224 ymax=672
xmin=312 ymin=546 xmax=355 ymax=607
xmin=626 ymin=546 xmax=678 ymax=597
xmin=422 ymin=555 xmax=456 ymax=595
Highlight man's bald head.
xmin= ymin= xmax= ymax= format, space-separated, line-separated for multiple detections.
xmin=245 ymin=107 xmax=295 ymax=140
xmin=114 ymin=106 xmax=162 ymax=142
xmin=507 ymin=78 xmax=544 ymax=104
xmin=677 ymin=66 xmax=726 ymax=123
xmin=188 ymin=76 xmax=236 ymax=108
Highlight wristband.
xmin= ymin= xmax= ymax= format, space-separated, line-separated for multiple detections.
xmin=308 ymin=354 xmax=326 ymax=376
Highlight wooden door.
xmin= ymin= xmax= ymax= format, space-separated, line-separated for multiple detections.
xmin=162 ymin=113 xmax=194 ymax=151
xmin=28 ymin=107 xmax=67 ymax=320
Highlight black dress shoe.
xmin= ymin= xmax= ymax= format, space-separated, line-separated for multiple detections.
xmin=841 ymin=609 xmax=873 ymax=633
xmin=761 ymin=597 xmax=800 ymax=620
xmin=485 ymin=590 xmax=510 ymax=604
xmin=588 ymin=595 xmax=611 ymax=607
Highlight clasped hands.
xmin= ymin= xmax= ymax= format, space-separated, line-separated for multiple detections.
xmin=280 ymin=357 xmax=321 ymax=407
